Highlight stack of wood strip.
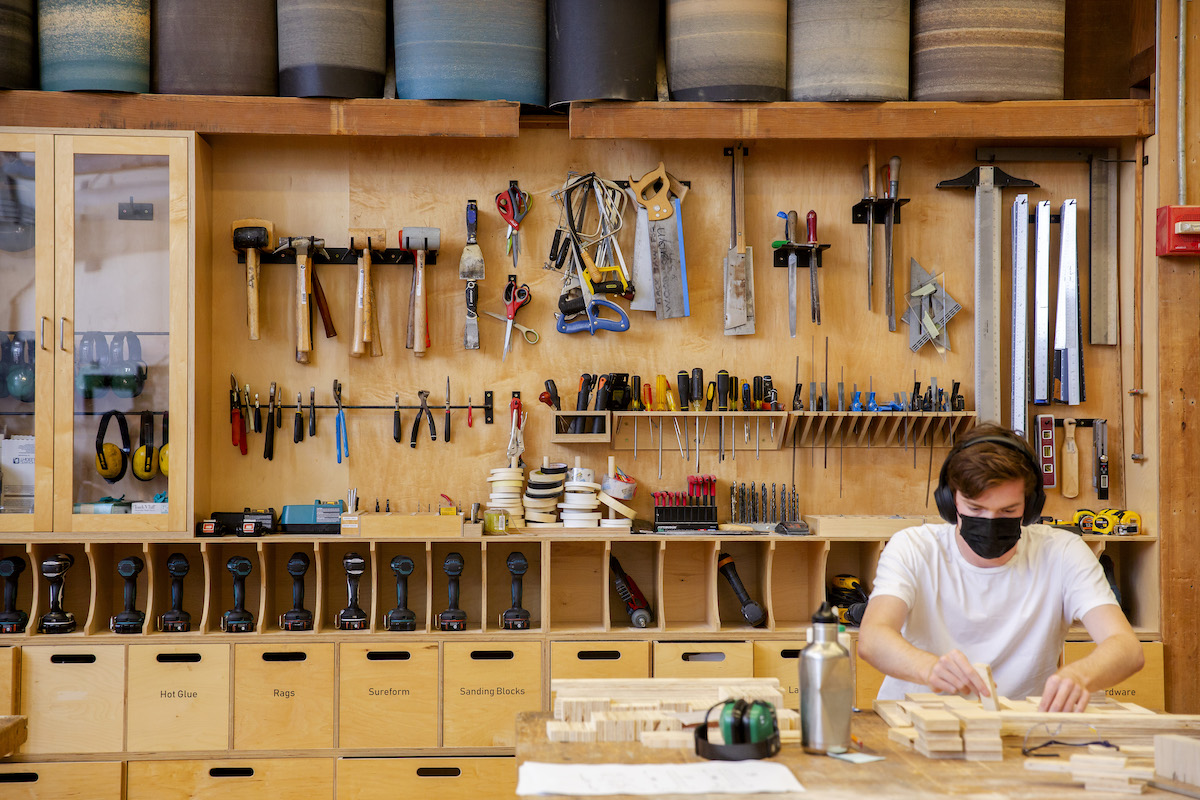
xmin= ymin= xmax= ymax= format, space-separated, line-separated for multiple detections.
xmin=1025 ymin=753 xmax=1154 ymax=794
xmin=1154 ymin=734 xmax=1200 ymax=787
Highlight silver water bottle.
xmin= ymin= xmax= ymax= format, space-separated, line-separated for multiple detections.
xmin=799 ymin=601 xmax=852 ymax=753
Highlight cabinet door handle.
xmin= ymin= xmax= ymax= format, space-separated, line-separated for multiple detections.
xmin=59 ymin=317 xmax=68 ymax=351
xmin=40 ymin=316 xmax=48 ymax=350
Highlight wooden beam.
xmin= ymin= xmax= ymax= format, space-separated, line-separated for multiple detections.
xmin=0 ymin=92 xmax=521 ymax=137
xmin=569 ymin=100 xmax=1154 ymax=140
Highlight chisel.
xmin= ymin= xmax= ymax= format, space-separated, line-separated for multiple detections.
xmin=787 ymin=209 xmax=799 ymax=336
xmin=862 ymin=163 xmax=875 ymax=311
xmin=885 ymin=156 xmax=901 ymax=332
xmin=444 ymin=377 xmax=452 ymax=443
xmin=294 ymin=392 xmax=304 ymax=443
xmin=308 ymin=387 xmax=316 ymax=437
xmin=394 ymin=394 xmax=402 ymax=443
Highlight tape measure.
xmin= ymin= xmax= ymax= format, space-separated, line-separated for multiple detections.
xmin=1092 ymin=509 xmax=1141 ymax=536
xmin=1072 ymin=509 xmax=1096 ymax=532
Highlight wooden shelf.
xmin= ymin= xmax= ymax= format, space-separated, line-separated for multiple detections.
xmin=0 ymin=91 xmax=521 ymax=138
xmin=786 ymin=411 xmax=976 ymax=449
xmin=611 ymin=411 xmax=790 ymax=452
xmin=568 ymin=99 xmax=1154 ymax=140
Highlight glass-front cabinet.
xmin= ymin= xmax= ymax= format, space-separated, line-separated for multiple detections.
xmin=0 ymin=134 xmax=54 ymax=532
xmin=53 ymin=135 xmax=190 ymax=533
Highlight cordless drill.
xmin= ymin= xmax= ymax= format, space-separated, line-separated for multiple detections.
xmin=221 ymin=555 xmax=255 ymax=632
xmin=157 ymin=552 xmax=191 ymax=632
xmin=38 ymin=553 xmax=76 ymax=634
xmin=438 ymin=552 xmax=467 ymax=631
xmin=0 ymin=556 xmax=29 ymax=634
xmin=501 ymin=552 xmax=530 ymax=630
xmin=110 ymin=555 xmax=146 ymax=633
xmin=609 ymin=555 xmax=652 ymax=628
xmin=337 ymin=552 xmax=368 ymax=631
xmin=280 ymin=552 xmax=313 ymax=631
xmin=385 ymin=555 xmax=416 ymax=632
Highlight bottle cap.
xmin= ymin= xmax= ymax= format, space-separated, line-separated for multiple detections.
xmin=812 ymin=601 xmax=838 ymax=624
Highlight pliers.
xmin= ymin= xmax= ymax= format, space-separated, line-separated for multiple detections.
xmin=410 ymin=389 xmax=436 ymax=448
xmin=334 ymin=379 xmax=348 ymax=463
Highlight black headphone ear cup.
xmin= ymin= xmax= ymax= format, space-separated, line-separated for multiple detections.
xmin=732 ymin=699 xmax=749 ymax=744
xmin=95 ymin=410 xmax=130 ymax=483
xmin=934 ymin=457 xmax=957 ymax=523
xmin=132 ymin=410 xmax=158 ymax=482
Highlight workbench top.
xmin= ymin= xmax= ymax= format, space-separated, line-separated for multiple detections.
xmin=515 ymin=711 xmax=1172 ymax=799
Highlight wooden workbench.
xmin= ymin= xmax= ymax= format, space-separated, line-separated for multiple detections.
xmin=515 ymin=711 xmax=1175 ymax=799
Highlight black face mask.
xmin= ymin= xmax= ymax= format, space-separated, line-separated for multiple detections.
xmin=958 ymin=513 xmax=1023 ymax=559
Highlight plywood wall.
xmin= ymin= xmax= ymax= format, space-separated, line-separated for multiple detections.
xmin=204 ymin=130 xmax=1129 ymax=524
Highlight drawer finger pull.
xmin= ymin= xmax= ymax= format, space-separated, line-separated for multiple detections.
xmin=469 ymin=650 xmax=514 ymax=660
xmin=416 ymin=767 xmax=462 ymax=778
xmin=157 ymin=653 xmax=202 ymax=663
xmin=49 ymin=653 xmax=96 ymax=664
xmin=209 ymin=767 xmax=255 ymax=778
xmin=681 ymin=651 xmax=726 ymax=662
xmin=366 ymin=651 xmax=412 ymax=661
xmin=262 ymin=651 xmax=307 ymax=662
xmin=576 ymin=650 xmax=621 ymax=661
xmin=779 ymin=649 xmax=801 ymax=659
xmin=0 ymin=773 xmax=38 ymax=783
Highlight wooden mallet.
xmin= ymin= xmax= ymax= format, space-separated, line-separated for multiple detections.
xmin=232 ymin=218 xmax=274 ymax=340
xmin=350 ymin=228 xmax=386 ymax=357
xmin=400 ymin=227 xmax=440 ymax=358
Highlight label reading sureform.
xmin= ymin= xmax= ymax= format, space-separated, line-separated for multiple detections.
xmin=369 ymin=687 xmax=411 ymax=696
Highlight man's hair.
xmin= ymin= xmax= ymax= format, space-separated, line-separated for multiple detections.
xmin=945 ymin=423 xmax=1039 ymax=501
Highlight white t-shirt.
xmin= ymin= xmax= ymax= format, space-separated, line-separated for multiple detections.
xmin=869 ymin=522 xmax=1118 ymax=702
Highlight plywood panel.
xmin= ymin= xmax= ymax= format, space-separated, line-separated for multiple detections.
xmin=203 ymin=132 xmax=1126 ymax=530
xmin=0 ymin=761 xmax=123 ymax=800
xmin=336 ymin=756 xmax=516 ymax=800
xmin=652 ymin=641 xmax=753 ymax=679
xmin=1063 ymin=641 xmax=1164 ymax=711
xmin=19 ymin=645 xmax=124 ymax=754
xmin=442 ymin=641 xmax=542 ymax=747
xmin=128 ymin=758 xmax=334 ymax=800
xmin=232 ymin=643 xmax=335 ymax=750
xmin=0 ymin=646 xmax=17 ymax=715
xmin=550 ymin=641 xmax=651 ymax=681
xmin=126 ymin=643 xmax=230 ymax=752
xmin=338 ymin=641 xmax=439 ymax=749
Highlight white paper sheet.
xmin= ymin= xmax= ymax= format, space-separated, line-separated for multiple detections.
xmin=516 ymin=760 xmax=805 ymax=796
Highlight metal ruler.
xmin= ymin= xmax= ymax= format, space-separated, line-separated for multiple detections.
xmin=1011 ymin=194 xmax=1030 ymax=435
xmin=1053 ymin=199 xmax=1085 ymax=405
xmin=1032 ymin=201 xmax=1052 ymax=405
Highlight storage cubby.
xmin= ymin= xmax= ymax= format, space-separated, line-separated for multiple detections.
xmin=824 ymin=540 xmax=887 ymax=608
xmin=144 ymin=542 xmax=206 ymax=634
xmin=430 ymin=542 xmax=483 ymax=634
xmin=260 ymin=542 xmax=317 ymax=634
xmin=374 ymin=541 xmax=430 ymax=633
xmin=547 ymin=540 xmax=605 ymax=633
xmin=768 ymin=540 xmax=828 ymax=631
xmin=715 ymin=541 xmax=770 ymax=632
xmin=317 ymin=542 xmax=374 ymax=634
xmin=484 ymin=541 xmax=543 ymax=633
xmin=86 ymin=542 xmax=152 ymax=636
xmin=1092 ymin=539 xmax=1160 ymax=636
xmin=607 ymin=540 xmax=660 ymax=632
xmin=660 ymin=540 xmax=717 ymax=631
xmin=0 ymin=543 xmax=33 ymax=635
xmin=27 ymin=543 xmax=90 ymax=638
xmin=199 ymin=541 xmax=261 ymax=635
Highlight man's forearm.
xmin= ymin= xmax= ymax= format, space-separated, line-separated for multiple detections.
xmin=1062 ymin=632 xmax=1144 ymax=691
xmin=859 ymin=623 xmax=937 ymax=686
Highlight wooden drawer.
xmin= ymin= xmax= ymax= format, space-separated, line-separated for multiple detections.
xmin=652 ymin=641 xmax=753 ymax=679
xmin=127 ymin=644 xmax=230 ymax=752
xmin=337 ymin=756 xmax=516 ymax=800
xmin=0 ymin=761 xmax=123 ymax=800
xmin=339 ymin=642 xmax=438 ymax=749
xmin=1063 ymin=641 xmax=1165 ymax=711
xmin=551 ymin=641 xmax=651 ymax=680
xmin=233 ymin=643 xmax=334 ymax=750
xmin=753 ymin=641 xmax=803 ymax=712
xmin=20 ymin=645 xmax=124 ymax=754
xmin=442 ymin=641 xmax=542 ymax=747
xmin=0 ymin=645 xmax=17 ymax=715
xmin=128 ymin=758 xmax=334 ymax=800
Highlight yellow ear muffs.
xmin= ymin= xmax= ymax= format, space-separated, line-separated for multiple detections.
xmin=95 ymin=410 xmax=131 ymax=483
xmin=158 ymin=411 xmax=169 ymax=477
xmin=132 ymin=410 xmax=158 ymax=482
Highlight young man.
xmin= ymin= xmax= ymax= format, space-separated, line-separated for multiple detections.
xmin=858 ymin=423 xmax=1144 ymax=712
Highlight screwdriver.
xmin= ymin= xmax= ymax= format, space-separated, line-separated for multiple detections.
xmin=677 ymin=370 xmax=690 ymax=412
xmin=742 ymin=382 xmax=752 ymax=443
xmin=394 ymin=394 xmax=402 ymax=442
xmin=717 ymin=370 xmax=730 ymax=411
xmin=294 ymin=392 xmax=304 ymax=443
xmin=729 ymin=376 xmax=739 ymax=411
xmin=663 ymin=377 xmax=686 ymax=458
xmin=308 ymin=387 xmax=317 ymax=437
xmin=591 ymin=374 xmax=610 ymax=434
xmin=690 ymin=368 xmax=704 ymax=411
xmin=570 ymin=373 xmax=596 ymax=434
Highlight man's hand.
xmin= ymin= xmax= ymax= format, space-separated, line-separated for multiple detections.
xmin=923 ymin=649 xmax=990 ymax=697
xmin=1039 ymin=666 xmax=1091 ymax=712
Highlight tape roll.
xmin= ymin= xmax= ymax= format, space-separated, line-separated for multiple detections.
xmin=527 ymin=521 xmax=564 ymax=528
xmin=565 ymin=481 xmax=602 ymax=492
xmin=526 ymin=510 xmax=559 ymax=523
xmin=559 ymin=501 xmax=601 ymax=510
xmin=542 ymin=462 xmax=570 ymax=474
xmin=525 ymin=487 xmax=565 ymax=498
xmin=522 ymin=497 xmax=559 ymax=508
xmin=600 ymin=518 xmax=634 ymax=528
xmin=490 ymin=479 xmax=525 ymax=489
xmin=598 ymin=491 xmax=637 ymax=518
xmin=527 ymin=479 xmax=564 ymax=490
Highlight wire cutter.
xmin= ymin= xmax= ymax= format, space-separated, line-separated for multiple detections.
xmin=410 ymin=389 xmax=436 ymax=448
xmin=501 ymin=274 xmax=531 ymax=362
xmin=496 ymin=181 xmax=531 ymax=268
xmin=333 ymin=379 xmax=348 ymax=463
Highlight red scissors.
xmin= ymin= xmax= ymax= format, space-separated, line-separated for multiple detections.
xmin=496 ymin=180 xmax=531 ymax=268
xmin=502 ymin=273 xmax=531 ymax=362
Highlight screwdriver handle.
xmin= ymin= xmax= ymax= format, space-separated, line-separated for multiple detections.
xmin=705 ymin=381 xmax=715 ymax=411
xmin=806 ymin=210 xmax=817 ymax=245
xmin=394 ymin=407 xmax=401 ymax=442
xmin=729 ymin=376 xmax=738 ymax=411
xmin=631 ymin=375 xmax=642 ymax=411
xmin=787 ymin=210 xmax=799 ymax=245
xmin=294 ymin=395 xmax=304 ymax=443
xmin=717 ymin=370 xmax=729 ymax=411
xmin=741 ymin=382 xmax=751 ymax=413
xmin=889 ymin=156 xmax=901 ymax=198
xmin=677 ymin=371 xmax=690 ymax=410
xmin=691 ymin=368 xmax=703 ymax=411
xmin=665 ymin=379 xmax=678 ymax=412
xmin=753 ymin=376 xmax=763 ymax=409
xmin=655 ymin=375 xmax=668 ymax=411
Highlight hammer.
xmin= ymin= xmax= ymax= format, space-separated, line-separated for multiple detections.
xmin=400 ymin=227 xmax=440 ymax=358
xmin=349 ymin=229 xmax=386 ymax=358
xmin=232 ymin=218 xmax=274 ymax=340
xmin=274 ymin=236 xmax=327 ymax=363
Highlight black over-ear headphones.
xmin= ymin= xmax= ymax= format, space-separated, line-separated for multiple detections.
xmin=694 ymin=698 xmax=781 ymax=761
xmin=95 ymin=410 xmax=131 ymax=483
xmin=934 ymin=433 xmax=1046 ymax=525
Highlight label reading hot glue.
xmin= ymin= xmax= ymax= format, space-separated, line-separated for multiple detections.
xmin=159 ymin=689 xmax=198 ymax=699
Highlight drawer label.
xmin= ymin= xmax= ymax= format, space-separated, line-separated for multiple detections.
xmin=459 ymin=686 xmax=527 ymax=697
xmin=159 ymin=689 xmax=199 ymax=699
xmin=274 ymin=689 xmax=295 ymax=699
xmin=368 ymin=687 xmax=411 ymax=696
